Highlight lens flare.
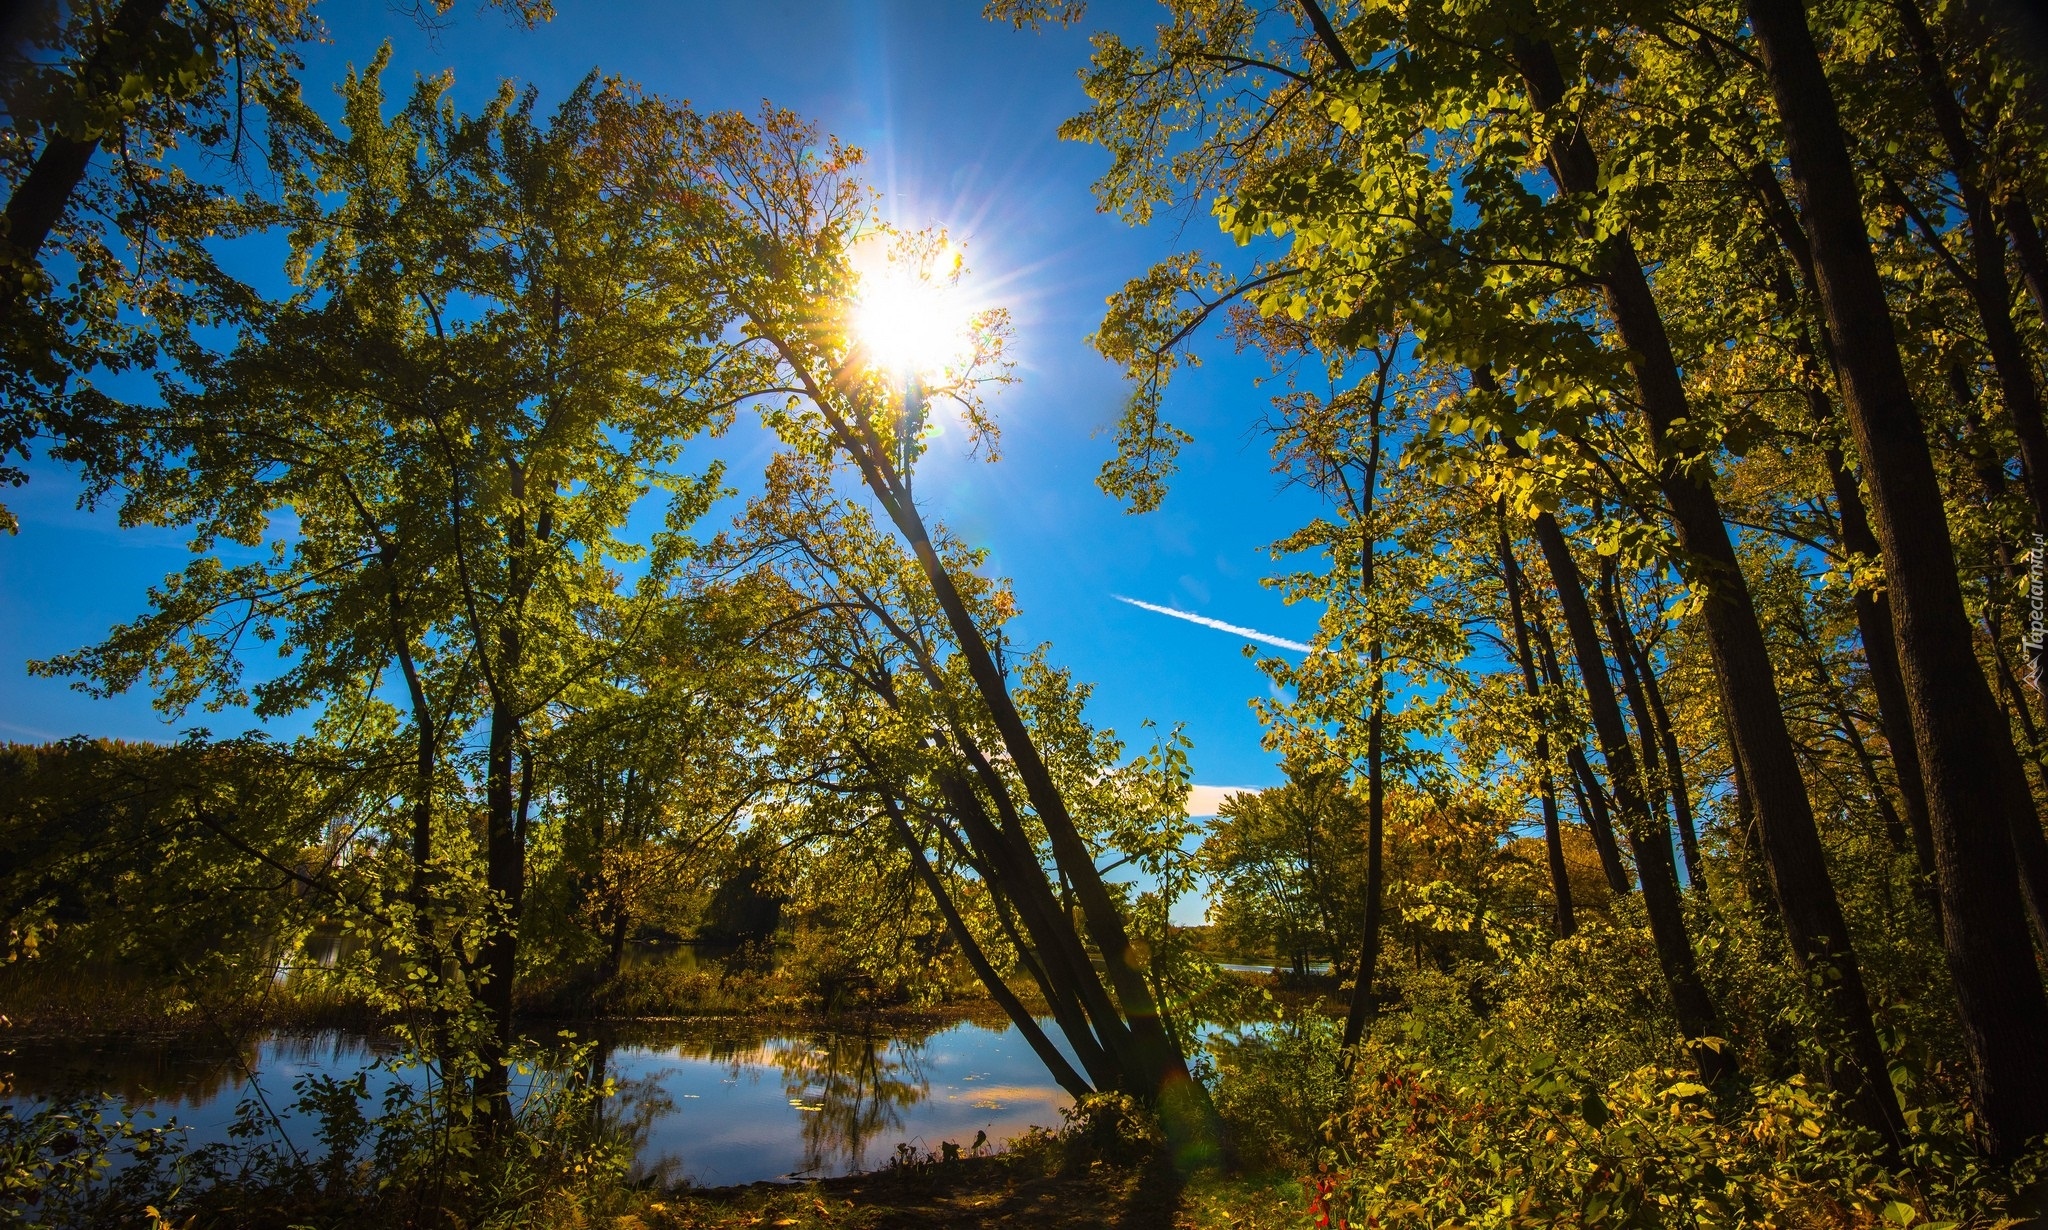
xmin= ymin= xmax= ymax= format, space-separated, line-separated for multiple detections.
xmin=850 ymin=240 xmax=976 ymax=379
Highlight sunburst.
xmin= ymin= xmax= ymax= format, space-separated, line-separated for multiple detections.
xmin=849 ymin=237 xmax=977 ymax=380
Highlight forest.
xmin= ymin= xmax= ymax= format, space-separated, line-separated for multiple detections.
xmin=3 ymin=0 xmax=2048 ymax=1226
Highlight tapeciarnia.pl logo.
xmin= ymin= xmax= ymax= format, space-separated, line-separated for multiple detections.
xmin=2029 ymin=534 xmax=2045 ymax=693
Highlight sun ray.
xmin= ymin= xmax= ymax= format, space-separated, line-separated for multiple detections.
xmin=850 ymin=237 xmax=977 ymax=380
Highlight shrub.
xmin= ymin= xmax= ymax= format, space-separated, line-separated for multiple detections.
xmin=1206 ymin=1012 xmax=1349 ymax=1172
xmin=1309 ymin=1032 xmax=2046 ymax=1230
xmin=0 ymin=1040 xmax=633 ymax=1229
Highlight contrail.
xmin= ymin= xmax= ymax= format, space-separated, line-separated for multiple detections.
xmin=1111 ymin=595 xmax=1313 ymax=653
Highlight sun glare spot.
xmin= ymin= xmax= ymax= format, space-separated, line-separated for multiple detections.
xmin=851 ymin=238 xmax=977 ymax=380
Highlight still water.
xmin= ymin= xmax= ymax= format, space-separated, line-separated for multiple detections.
xmin=0 ymin=1017 xmax=1074 ymax=1188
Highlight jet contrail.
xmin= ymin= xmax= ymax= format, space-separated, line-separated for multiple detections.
xmin=1111 ymin=594 xmax=1313 ymax=653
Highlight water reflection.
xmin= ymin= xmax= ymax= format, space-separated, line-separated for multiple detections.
xmin=2 ymin=1018 xmax=1071 ymax=1188
xmin=1 ymin=1032 xmax=384 ymax=1111
xmin=772 ymin=1028 xmax=929 ymax=1177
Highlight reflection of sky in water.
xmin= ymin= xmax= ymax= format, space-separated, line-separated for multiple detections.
xmin=613 ymin=1022 xmax=1073 ymax=1186
xmin=2 ymin=1019 xmax=1073 ymax=1188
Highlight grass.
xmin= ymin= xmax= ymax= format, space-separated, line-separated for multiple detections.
xmin=0 ymin=960 xmax=377 ymax=1038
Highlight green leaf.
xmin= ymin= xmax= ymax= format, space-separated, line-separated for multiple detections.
xmin=1579 ymin=1088 xmax=1610 ymax=1129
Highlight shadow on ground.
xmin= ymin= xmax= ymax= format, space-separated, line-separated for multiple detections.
xmin=634 ymin=1147 xmax=1305 ymax=1229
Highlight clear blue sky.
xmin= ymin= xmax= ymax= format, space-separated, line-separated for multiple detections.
xmin=0 ymin=0 xmax=1330 ymax=797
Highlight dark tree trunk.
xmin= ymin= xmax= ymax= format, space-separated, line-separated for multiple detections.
xmin=1981 ymin=623 xmax=2048 ymax=959
xmin=1747 ymin=0 xmax=2048 ymax=1156
xmin=1595 ymin=565 xmax=1702 ymax=890
xmin=1529 ymin=509 xmax=1730 ymax=1083
xmin=2004 ymin=190 xmax=2048 ymax=322
xmin=1726 ymin=738 xmax=1779 ymax=919
xmin=1501 ymin=519 xmax=1577 ymax=937
xmin=0 ymin=0 xmax=168 ymax=267
xmin=1634 ymin=636 xmax=1704 ymax=891
xmin=1566 ymin=745 xmax=1633 ymax=896
xmin=1342 ymin=645 xmax=1387 ymax=1051
xmin=942 ymin=805 xmax=1119 ymax=1087
xmin=379 ymin=549 xmax=441 ymax=961
xmin=1597 ymin=559 xmax=1686 ymax=886
xmin=1829 ymin=455 xmax=1942 ymax=883
xmin=477 ymin=688 xmax=523 ymax=1123
xmin=1895 ymin=0 xmax=2048 ymax=540
xmin=1533 ymin=598 xmax=1634 ymax=896
xmin=1745 ymin=160 xmax=1941 ymax=885
xmin=886 ymin=799 xmax=1093 ymax=1099
xmin=604 ymin=902 xmax=631 ymax=983
xmin=803 ymin=398 xmax=1210 ymax=1142
xmin=930 ymin=767 xmax=1123 ymax=1090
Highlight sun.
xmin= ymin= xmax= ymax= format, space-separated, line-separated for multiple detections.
xmin=850 ymin=238 xmax=977 ymax=380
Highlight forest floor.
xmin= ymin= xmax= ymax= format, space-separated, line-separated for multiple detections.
xmin=623 ymin=1146 xmax=1307 ymax=1229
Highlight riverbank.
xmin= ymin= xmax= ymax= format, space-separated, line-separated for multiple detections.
xmin=627 ymin=1116 xmax=1305 ymax=1229
xmin=0 ymin=955 xmax=1019 ymax=1042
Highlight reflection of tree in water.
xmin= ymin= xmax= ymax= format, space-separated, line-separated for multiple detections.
xmin=583 ymin=1043 xmax=687 ymax=1186
xmin=585 ymin=1024 xmax=943 ymax=1182
xmin=0 ymin=1033 xmax=365 ymax=1110
xmin=770 ymin=1030 xmax=929 ymax=1177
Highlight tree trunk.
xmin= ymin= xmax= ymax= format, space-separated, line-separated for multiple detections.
xmin=1725 ymin=736 xmax=1779 ymax=918
xmin=477 ymin=688 xmax=523 ymax=1122
xmin=606 ymin=912 xmax=630 ymax=983
xmin=1500 ymin=518 xmax=1577 ymax=936
xmin=887 ymin=799 xmax=1092 ymax=1099
xmin=1746 ymin=0 xmax=2048 ymax=1156
xmin=1634 ymin=634 xmax=1705 ymax=890
xmin=1597 ymin=559 xmax=1687 ymax=887
xmin=930 ymin=767 xmax=1123 ymax=1091
xmin=935 ymin=804 xmax=1119 ymax=1087
xmin=1529 ymin=508 xmax=1729 ymax=1082
xmin=1601 ymin=565 xmax=1704 ymax=889
xmin=1566 ymin=745 xmax=1633 ymax=896
xmin=1895 ymin=0 xmax=2048 ymax=540
xmin=812 ymin=406 xmax=1207 ymax=1138
xmin=2003 ymin=190 xmax=2048 ymax=322
xmin=379 ymin=550 xmax=441 ymax=966
xmin=1745 ymin=160 xmax=1941 ymax=885
xmin=1981 ymin=622 xmax=2048 ymax=959
xmin=1341 ymin=643 xmax=1387 ymax=1050
xmin=1534 ymin=600 xmax=1635 ymax=896
xmin=0 ymin=0 xmax=168 ymax=267
xmin=1828 ymin=455 xmax=1942 ymax=882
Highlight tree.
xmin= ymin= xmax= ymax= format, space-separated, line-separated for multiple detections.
xmin=0 ymin=0 xmax=545 ymax=532
xmin=653 ymin=104 xmax=1224 ymax=1153
xmin=1746 ymin=0 xmax=2048 ymax=1153
xmin=711 ymin=450 xmax=1204 ymax=1116
xmin=1000 ymin=0 xmax=1926 ymax=1143
xmin=0 ymin=735 xmax=336 ymax=989
xmin=42 ymin=59 xmax=731 ymax=1115
xmin=1200 ymin=768 xmax=1367 ymax=974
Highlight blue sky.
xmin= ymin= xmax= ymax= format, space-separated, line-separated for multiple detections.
xmin=0 ymin=0 xmax=1331 ymax=800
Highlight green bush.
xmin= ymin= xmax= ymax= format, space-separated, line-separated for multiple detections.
xmin=0 ymin=1040 xmax=633 ymax=1229
xmin=1058 ymin=1091 xmax=1167 ymax=1169
xmin=1206 ymin=1012 xmax=1349 ymax=1172
xmin=1307 ymin=1033 xmax=2045 ymax=1230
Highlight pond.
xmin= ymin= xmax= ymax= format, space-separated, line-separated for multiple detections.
xmin=0 ymin=1016 xmax=1075 ymax=1188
